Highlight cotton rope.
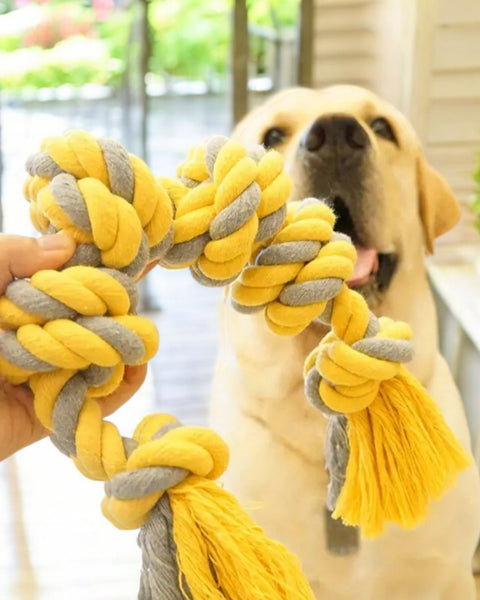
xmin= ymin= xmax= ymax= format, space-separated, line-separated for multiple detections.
xmin=0 ymin=131 xmax=470 ymax=598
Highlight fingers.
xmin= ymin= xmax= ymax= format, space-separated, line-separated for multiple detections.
xmin=0 ymin=381 xmax=47 ymax=461
xmin=134 ymin=258 xmax=159 ymax=282
xmin=0 ymin=232 xmax=150 ymax=460
xmin=0 ymin=233 xmax=76 ymax=294
xmin=100 ymin=364 xmax=148 ymax=417
xmin=0 ymin=365 xmax=147 ymax=461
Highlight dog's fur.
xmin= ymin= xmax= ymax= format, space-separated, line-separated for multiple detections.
xmin=210 ymin=86 xmax=480 ymax=599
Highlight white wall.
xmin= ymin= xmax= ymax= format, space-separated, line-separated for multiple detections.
xmin=312 ymin=0 xmax=379 ymax=90
xmin=404 ymin=0 xmax=480 ymax=243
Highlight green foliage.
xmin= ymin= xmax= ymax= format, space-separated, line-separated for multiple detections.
xmin=96 ymin=8 xmax=133 ymax=85
xmin=0 ymin=34 xmax=21 ymax=52
xmin=97 ymin=8 xmax=133 ymax=63
xmin=0 ymin=2 xmax=124 ymax=90
xmin=149 ymin=0 xmax=230 ymax=79
xmin=247 ymin=0 xmax=299 ymax=27
xmin=148 ymin=0 xmax=298 ymax=79
xmin=0 ymin=37 xmax=120 ymax=90
xmin=0 ymin=0 xmax=300 ymax=90
xmin=0 ymin=0 xmax=14 ymax=15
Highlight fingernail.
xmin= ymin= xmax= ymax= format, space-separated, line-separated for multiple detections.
xmin=38 ymin=233 xmax=72 ymax=251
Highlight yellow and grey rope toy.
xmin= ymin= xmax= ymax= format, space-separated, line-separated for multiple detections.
xmin=230 ymin=197 xmax=471 ymax=536
xmin=0 ymin=130 xmax=471 ymax=597
xmin=2 ymin=131 xmax=314 ymax=600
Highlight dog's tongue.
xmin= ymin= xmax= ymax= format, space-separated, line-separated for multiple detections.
xmin=348 ymin=247 xmax=379 ymax=287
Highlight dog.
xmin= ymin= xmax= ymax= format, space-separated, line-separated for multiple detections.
xmin=210 ymin=85 xmax=480 ymax=599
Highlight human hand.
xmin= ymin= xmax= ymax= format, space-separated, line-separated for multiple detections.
xmin=0 ymin=233 xmax=147 ymax=460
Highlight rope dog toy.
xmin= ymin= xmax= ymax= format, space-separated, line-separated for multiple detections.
xmin=2 ymin=132 xmax=314 ymax=600
xmin=0 ymin=131 xmax=470 ymax=596
xmin=230 ymin=198 xmax=470 ymax=536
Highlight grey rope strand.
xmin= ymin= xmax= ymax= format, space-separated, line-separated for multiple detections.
xmin=137 ymin=496 xmax=192 ymax=600
xmin=106 ymin=422 xmax=193 ymax=599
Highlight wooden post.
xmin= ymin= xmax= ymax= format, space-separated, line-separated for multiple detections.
xmin=232 ymin=0 xmax=249 ymax=126
xmin=297 ymin=0 xmax=314 ymax=87
xmin=119 ymin=9 xmax=135 ymax=150
xmin=0 ymin=104 xmax=3 ymax=232
xmin=270 ymin=5 xmax=281 ymax=91
xmin=139 ymin=0 xmax=151 ymax=162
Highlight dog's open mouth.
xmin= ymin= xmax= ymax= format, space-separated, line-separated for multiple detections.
xmin=330 ymin=196 xmax=397 ymax=293
xmin=350 ymin=247 xmax=379 ymax=287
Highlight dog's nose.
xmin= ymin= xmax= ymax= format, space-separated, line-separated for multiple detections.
xmin=302 ymin=115 xmax=369 ymax=152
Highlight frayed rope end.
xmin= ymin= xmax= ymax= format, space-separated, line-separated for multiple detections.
xmin=332 ymin=366 xmax=472 ymax=538
xmin=169 ymin=476 xmax=316 ymax=600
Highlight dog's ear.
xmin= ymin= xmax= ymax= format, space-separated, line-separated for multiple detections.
xmin=417 ymin=154 xmax=460 ymax=254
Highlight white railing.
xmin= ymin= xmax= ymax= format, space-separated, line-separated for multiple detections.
xmin=428 ymin=242 xmax=480 ymax=461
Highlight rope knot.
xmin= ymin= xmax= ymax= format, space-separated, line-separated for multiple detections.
xmin=24 ymin=130 xmax=174 ymax=275
xmin=232 ymin=199 xmax=357 ymax=335
xmin=305 ymin=317 xmax=414 ymax=414
xmin=163 ymin=136 xmax=290 ymax=286
xmin=164 ymin=136 xmax=261 ymax=283
xmin=102 ymin=414 xmax=229 ymax=530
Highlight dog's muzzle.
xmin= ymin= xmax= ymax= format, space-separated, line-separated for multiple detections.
xmin=296 ymin=114 xmax=397 ymax=296
xmin=300 ymin=114 xmax=370 ymax=156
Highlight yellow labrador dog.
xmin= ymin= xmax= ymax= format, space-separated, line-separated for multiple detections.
xmin=210 ymin=86 xmax=480 ymax=599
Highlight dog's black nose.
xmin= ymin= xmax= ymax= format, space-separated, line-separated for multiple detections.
xmin=302 ymin=115 xmax=369 ymax=152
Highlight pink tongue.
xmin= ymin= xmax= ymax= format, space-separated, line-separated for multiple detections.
xmin=348 ymin=247 xmax=379 ymax=287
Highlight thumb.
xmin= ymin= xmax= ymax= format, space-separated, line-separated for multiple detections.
xmin=0 ymin=233 xmax=76 ymax=294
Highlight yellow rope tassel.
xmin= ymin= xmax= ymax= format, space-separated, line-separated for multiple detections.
xmin=333 ymin=367 xmax=471 ymax=537
xmin=102 ymin=414 xmax=315 ymax=599
xmin=169 ymin=477 xmax=315 ymax=600
xmin=304 ymin=294 xmax=471 ymax=538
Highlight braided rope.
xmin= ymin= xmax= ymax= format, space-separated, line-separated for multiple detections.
xmin=2 ymin=131 xmax=312 ymax=599
xmin=2 ymin=131 xmax=290 ymax=484
xmin=230 ymin=198 xmax=417 ymax=514
xmin=0 ymin=130 xmax=469 ymax=594
xmin=163 ymin=135 xmax=290 ymax=285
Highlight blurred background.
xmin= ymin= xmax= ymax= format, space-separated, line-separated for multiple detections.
xmin=0 ymin=0 xmax=479 ymax=598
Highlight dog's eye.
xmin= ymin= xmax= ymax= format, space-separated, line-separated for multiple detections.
xmin=262 ymin=127 xmax=286 ymax=149
xmin=370 ymin=118 xmax=397 ymax=143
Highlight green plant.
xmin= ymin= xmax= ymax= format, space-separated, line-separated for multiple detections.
xmin=148 ymin=0 xmax=298 ymax=81
xmin=247 ymin=0 xmax=298 ymax=27
xmin=97 ymin=8 xmax=133 ymax=85
xmin=0 ymin=37 xmax=117 ymax=90
xmin=149 ymin=0 xmax=230 ymax=79
xmin=0 ymin=0 xmax=14 ymax=15
xmin=98 ymin=8 xmax=133 ymax=63
xmin=0 ymin=34 xmax=21 ymax=52
xmin=0 ymin=0 xmax=301 ymax=91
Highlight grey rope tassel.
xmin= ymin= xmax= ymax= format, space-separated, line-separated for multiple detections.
xmin=105 ymin=422 xmax=194 ymax=599
xmin=325 ymin=415 xmax=350 ymax=511
xmin=137 ymin=495 xmax=191 ymax=600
